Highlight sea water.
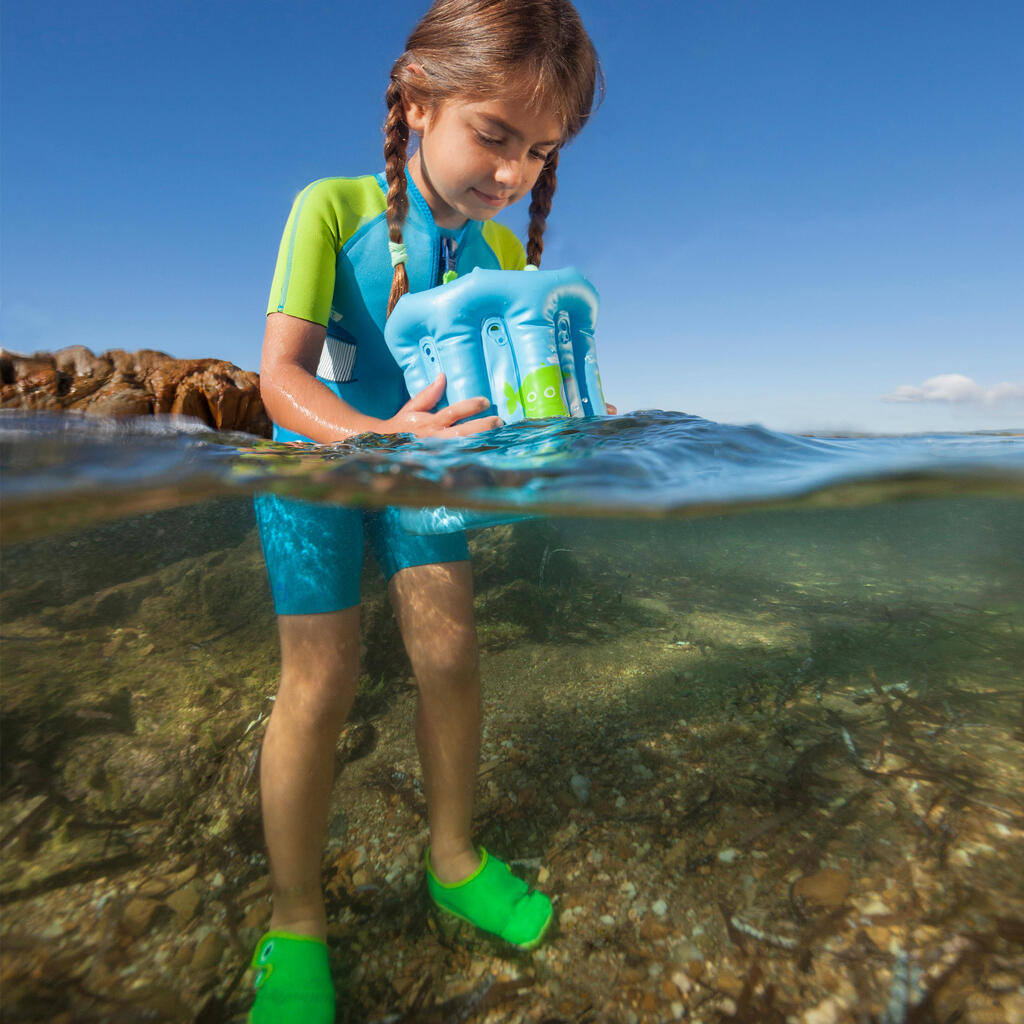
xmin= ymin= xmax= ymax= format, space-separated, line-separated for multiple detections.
xmin=1 ymin=410 xmax=1022 ymax=1023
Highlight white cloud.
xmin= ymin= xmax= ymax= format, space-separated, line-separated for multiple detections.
xmin=882 ymin=373 xmax=1024 ymax=405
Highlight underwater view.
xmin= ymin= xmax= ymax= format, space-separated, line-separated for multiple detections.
xmin=2 ymin=411 xmax=1023 ymax=1023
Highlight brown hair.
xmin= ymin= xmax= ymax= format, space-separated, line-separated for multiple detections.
xmin=384 ymin=0 xmax=602 ymax=315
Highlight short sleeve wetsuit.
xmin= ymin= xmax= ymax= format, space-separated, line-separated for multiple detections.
xmin=255 ymin=171 xmax=527 ymax=615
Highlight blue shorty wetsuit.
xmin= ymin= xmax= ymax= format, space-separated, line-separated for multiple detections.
xmin=256 ymin=170 xmax=527 ymax=615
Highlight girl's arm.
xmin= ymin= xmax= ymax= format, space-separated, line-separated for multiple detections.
xmin=260 ymin=312 xmax=502 ymax=442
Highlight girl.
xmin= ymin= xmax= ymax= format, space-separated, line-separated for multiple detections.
xmin=250 ymin=1 xmax=601 ymax=1019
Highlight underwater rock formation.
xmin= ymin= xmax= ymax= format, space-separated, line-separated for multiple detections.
xmin=0 ymin=345 xmax=271 ymax=437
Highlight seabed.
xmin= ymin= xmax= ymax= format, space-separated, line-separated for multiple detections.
xmin=1 ymin=500 xmax=1022 ymax=1023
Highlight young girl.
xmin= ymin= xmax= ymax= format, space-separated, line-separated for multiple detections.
xmin=250 ymin=1 xmax=601 ymax=1018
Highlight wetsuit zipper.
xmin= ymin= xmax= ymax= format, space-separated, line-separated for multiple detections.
xmin=437 ymin=236 xmax=458 ymax=286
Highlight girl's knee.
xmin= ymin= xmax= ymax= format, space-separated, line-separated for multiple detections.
xmin=275 ymin=669 xmax=357 ymax=732
xmin=409 ymin=622 xmax=477 ymax=679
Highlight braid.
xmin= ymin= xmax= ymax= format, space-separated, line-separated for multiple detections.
xmin=526 ymin=149 xmax=559 ymax=268
xmin=384 ymin=79 xmax=411 ymax=317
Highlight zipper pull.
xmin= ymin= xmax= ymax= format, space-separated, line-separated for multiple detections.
xmin=440 ymin=236 xmax=458 ymax=284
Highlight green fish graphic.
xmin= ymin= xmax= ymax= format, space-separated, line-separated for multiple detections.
xmin=503 ymin=364 xmax=568 ymax=419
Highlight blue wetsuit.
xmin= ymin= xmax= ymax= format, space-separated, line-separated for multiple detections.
xmin=256 ymin=171 xmax=527 ymax=614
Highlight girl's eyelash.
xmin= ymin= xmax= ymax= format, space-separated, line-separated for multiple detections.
xmin=475 ymin=131 xmax=550 ymax=161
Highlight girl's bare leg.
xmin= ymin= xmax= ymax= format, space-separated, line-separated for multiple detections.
xmin=260 ymin=607 xmax=361 ymax=938
xmin=389 ymin=561 xmax=482 ymax=884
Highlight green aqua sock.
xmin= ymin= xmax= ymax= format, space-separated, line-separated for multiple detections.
xmin=426 ymin=847 xmax=553 ymax=950
xmin=249 ymin=931 xmax=334 ymax=1024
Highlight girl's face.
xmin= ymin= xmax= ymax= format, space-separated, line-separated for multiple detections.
xmin=405 ymin=92 xmax=563 ymax=229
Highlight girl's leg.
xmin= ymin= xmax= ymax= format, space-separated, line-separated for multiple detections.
xmin=260 ymin=607 xmax=361 ymax=938
xmin=388 ymin=561 xmax=482 ymax=884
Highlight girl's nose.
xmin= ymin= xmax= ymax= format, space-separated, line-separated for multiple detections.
xmin=494 ymin=159 xmax=522 ymax=188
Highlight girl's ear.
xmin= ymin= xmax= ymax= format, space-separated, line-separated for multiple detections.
xmin=402 ymin=64 xmax=431 ymax=133
xmin=403 ymin=97 xmax=430 ymax=134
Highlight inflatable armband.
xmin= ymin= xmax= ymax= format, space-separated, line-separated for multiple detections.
xmin=385 ymin=266 xmax=605 ymax=423
xmin=384 ymin=267 xmax=605 ymax=534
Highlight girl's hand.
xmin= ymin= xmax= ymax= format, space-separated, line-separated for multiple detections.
xmin=605 ymin=402 xmax=618 ymax=415
xmin=384 ymin=375 xmax=504 ymax=437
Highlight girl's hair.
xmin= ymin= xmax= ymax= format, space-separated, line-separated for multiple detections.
xmin=384 ymin=0 xmax=602 ymax=315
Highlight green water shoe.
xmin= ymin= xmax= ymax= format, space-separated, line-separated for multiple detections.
xmin=426 ymin=847 xmax=553 ymax=950
xmin=248 ymin=931 xmax=335 ymax=1024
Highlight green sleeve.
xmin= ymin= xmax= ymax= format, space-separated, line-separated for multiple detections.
xmin=481 ymin=220 xmax=528 ymax=271
xmin=266 ymin=176 xmax=387 ymax=325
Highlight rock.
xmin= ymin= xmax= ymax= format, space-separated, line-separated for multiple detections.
xmin=670 ymin=970 xmax=692 ymax=995
xmin=122 ymin=897 xmax=162 ymax=938
xmin=173 ymin=942 xmax=195 ymax=969
xmin=241 ymin=899 xmax=270 ymax=931
xmin=559 ymin=905 xmax=584 ymax=928
xmin=570 ymin=773 xmax=591 ymax=805
xmin=168 ymin=864 xmax=198 ymax=887
xmin=792 ymin=868 xmax=851 ymax=908
xmin=857 ymin=895 xmax=891 ymax=916
xmin=715 ymin=972 xmax=745 ymax=998
xmin=190 ymin=931 xmax=225 ymax=972
xmin=166 ymin=883 xmax=201 ymax=926
xmin=0 ymin=345 xmax=270 ymax=437
xmin=239 ymin=876 xmax=271 ymax=905
xmin=805 ymin=997 xmax=841 ymax=1024
xmin=136 ymin=877 xmax=171 ymax=898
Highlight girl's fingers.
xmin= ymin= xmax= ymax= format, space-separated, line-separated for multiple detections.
xmin=444 ymin=416 xmax=503 ymax=437
xmin=440 ymin=396 xmax=492 ymax=425
xmin=405 ymin=374 xmax=447 ymax=411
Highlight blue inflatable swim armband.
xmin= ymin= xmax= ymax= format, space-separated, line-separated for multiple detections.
xmin=385 ymin=266 xmax=605 ymax=423
xmin=384 ymin=266 xmax=606 ymax=534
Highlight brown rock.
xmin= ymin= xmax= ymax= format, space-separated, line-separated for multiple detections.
xmin=240 ymin=875 xmax=271 ymax=901
xmin=167 ymin=863 xmax=198 ymax=887
xmin=122 ymin=897 xmax=162 ymax=938
xmin=136 ymin=877 xmax=171 ymax=898
xmin=191 ymin=931 xmax=225 ymax=972
xmin=716 ymin=972 xmax=745 ymax=998
xmin=792 ymin=868 xmax=851 ymax=908
xmin=172 ymin=941 xmax=194 ymax=969
xmin=0 ymin=346 xmax=271 ymax=437
xmin=241 ymin=899 xmax=270 ymax=931
xmin=166 ymin=883 xmax=201 ymax=925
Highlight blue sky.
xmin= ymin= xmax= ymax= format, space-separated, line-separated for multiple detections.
xmin=4 ymin=0 xmax=1022 ymax=433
